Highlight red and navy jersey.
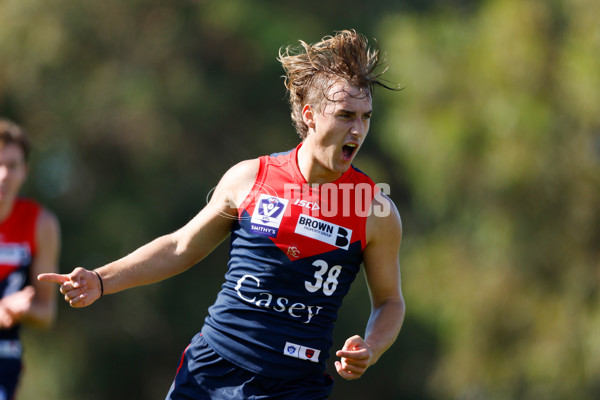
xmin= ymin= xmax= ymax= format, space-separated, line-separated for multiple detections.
xmin=202 ymin=144 xmax=379 ymax=379
xmin=0 ymin=198 xmax=41 ymax=340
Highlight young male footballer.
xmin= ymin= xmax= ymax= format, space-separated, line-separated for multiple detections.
xmin=0 ymin=119 xmax=60 ymax=400
xmin=40 ymin=30 xmax=404 ymax=399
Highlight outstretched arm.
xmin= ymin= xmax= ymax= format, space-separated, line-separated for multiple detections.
xmin=335 ymin=193 xmax=405 ymax=380
xmin=39 ymin=159 xmax=260 ymax=308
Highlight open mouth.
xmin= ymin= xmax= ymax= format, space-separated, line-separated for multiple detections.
xmin=342 ymin=143 xmax=357 ymax=160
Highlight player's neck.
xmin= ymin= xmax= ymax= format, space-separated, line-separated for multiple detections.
xmin=296 ymin=143 xmax=343 ymax=185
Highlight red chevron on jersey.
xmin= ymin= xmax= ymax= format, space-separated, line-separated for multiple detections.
xmin=239 ymin=144 xmax=378 ymax=262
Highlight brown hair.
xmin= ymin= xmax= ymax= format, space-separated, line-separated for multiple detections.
xmin=278 ymin=29 xmax=395 ymax=139
xmin=0 ymin=119 xmax=30 ymax=162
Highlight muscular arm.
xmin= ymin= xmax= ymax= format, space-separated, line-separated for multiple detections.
xmin=39 ymin=159 xmax=260 ymax=307
xmin=335 ymin=193 xmax=405 ymax=379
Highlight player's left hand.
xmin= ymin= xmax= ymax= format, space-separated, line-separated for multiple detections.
xmin=0 ymin=286 xmax=35 ymax=328
xmin=335 ymin=335 xmax=374 ymax=380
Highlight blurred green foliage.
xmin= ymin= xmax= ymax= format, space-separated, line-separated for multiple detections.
xmin=1 ymin=0 xmax=599 ymax=399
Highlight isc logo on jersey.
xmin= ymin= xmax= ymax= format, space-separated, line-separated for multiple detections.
xmin=250 ymin=195 xmax=289 ymax=237
xmin=294 ymin=214 xmax=352 ymax=250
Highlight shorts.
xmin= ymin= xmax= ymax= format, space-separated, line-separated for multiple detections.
xmin=165 ymin=333 xmax=334 ymax=400
xmin=0 ymin=357 xmax=22 ymax=400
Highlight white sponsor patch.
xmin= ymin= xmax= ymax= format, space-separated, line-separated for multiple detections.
xmin=294 ymin=214 xmax=352 ymax=250
xmin=0 ymin=340 xmax=22 ymax=359
xmin=284 ymin=342 xmax=320 ymax=363
xmin=0 ymin=244 xmax=30 ymax=266
xmin=250 ymin=195 xmax=289 ymax=237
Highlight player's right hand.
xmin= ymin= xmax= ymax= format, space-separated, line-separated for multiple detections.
xmin=38 ymin=267 xmax=102 ymax=308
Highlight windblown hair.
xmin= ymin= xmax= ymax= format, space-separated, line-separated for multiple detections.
xmin=278 ymin=29 xmax=395 ymax=139
xmin=0 ymin=119 xmax=30 ymax=162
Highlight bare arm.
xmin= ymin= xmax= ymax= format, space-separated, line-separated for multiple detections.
xmin=335 ymin=193 xmax=405 ymax=379
xmin=39 ymin=159 xmax=260 ymax=308
xmin=25 ymin=209 xmax=61 ymax=328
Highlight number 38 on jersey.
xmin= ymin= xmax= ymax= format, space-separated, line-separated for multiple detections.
xmin=305 ymin=259 xmax=342 ymax=296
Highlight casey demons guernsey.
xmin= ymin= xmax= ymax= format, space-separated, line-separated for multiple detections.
xmin=202 ymin=144 xmax=380 ymax=379
xmin=0 ymin=198 xmax=40 ymax=343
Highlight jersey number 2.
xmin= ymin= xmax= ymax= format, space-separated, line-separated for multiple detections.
xmin=305 ymin=260 xmax=342 ymax=296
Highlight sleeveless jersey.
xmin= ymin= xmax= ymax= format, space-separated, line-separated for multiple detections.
xmin=0 ymin=198 xmax=41 ymax=341
xmin=202 ymin=144 xmax=379 ymax=379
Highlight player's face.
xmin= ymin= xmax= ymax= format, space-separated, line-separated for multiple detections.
xmin=306 ymin=82 xmax=372 ymax=178
xmin=0 ymin=143 xmax=27 ymax=204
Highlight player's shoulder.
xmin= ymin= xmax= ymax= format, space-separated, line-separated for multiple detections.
xmin=222 ymin=158 xmax=261 ymax=184
xmin=366 ymin=192 xmax=402 ymax=243
xmin=215 ymin=158 xmax=261 ymax=208
xmin=36 ymin=206 xmax=60 ymax=237
xmin=37 ymin=206 xmax=59 ymax=226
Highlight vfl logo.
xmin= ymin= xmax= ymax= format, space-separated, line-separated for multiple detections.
xmin=287 ymin=345 xmax=297 ymax=356
xmin=294 ymin=214 xmax=352 ymax=250
xmin=250 ymin=195 xmax=289 ymax=237
xmin=260 ymin=197 xmax=284 ymax=221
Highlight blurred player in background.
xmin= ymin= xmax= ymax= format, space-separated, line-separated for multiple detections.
xmin=0 ymin=119 xmax=61 ymax=400
xmin=40 ymin=30 xmax=404 ymax=399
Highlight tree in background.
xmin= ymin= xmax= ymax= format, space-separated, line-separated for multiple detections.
xmin=378 ymin=0 xmax=600 ymax=398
